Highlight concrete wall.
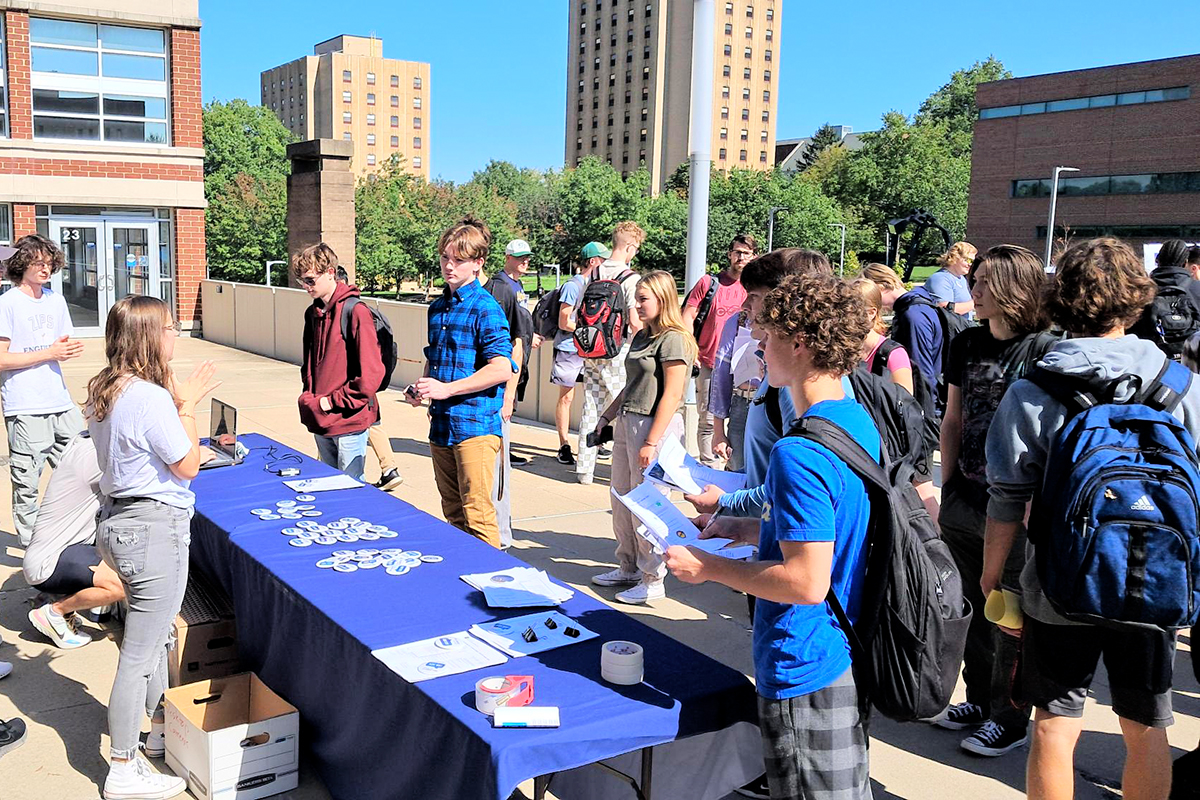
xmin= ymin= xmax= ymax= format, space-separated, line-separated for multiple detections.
xmin=199 ymin=280 xmax=584 ymax=430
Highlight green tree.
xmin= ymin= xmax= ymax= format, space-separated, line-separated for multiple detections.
xmin=202 ymin=100 xmax=294 ymax=283
xmin=798 ymin=123 xmax=842 ymax=171
xmin=915 ymin=56 xmax=1011 ymax=149
xmin=550 ymin=156 xmax=645 ymax=266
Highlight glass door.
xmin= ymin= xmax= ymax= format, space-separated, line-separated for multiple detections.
xmin=106 ymin=223 xmax=159 ymax=304
xmin=49 ymin=220 xmax=103 ymax=335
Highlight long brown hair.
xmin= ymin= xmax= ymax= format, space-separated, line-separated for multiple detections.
xmin=638 ymin=270 xmax=698 ymax=365
xmin=967 ymin=244 xmax=1050 ymax=336
xmin=86 ymin=296 xmax=174 ymax=422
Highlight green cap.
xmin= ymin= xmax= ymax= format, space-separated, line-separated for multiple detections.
xmin=581 ymin=241 xmax=611 ymax=260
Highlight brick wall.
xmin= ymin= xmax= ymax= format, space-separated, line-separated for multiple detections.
xmin=0 ymin=156 xmax=202 ymax=180
xmin=5 ymin=12 xmax=30 ymax=140
xmin=12 ymin=204 xmax=35 ymax=237
xmin=175 ymin=207 xmax=205 ymax=327
xmin=170 ymin=29 xmax=202 ymax=149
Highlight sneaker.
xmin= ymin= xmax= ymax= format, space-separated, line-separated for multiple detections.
xmin=556 ymin=445 xmax=575 ymax=466
xmin=509 ymin=453 xmax=531 ymax=467
xmin=374 ymin=469 xmax=404 ymax=491
xmin=0 ymin=717 xmax=27 ymax=760
xmin=615 ymin=579 xmax=666 ymax=605
xmin=143 ymin=722 xmax=165 ymax=758
xmin=29 ymin=604 xmax=92 ymax=649
xmin=103 ymin=755 xmax=187 ymax=800
xmin=577 ymin=473 xmax=594 ymax=485
xmin=734 ymin=773 xmax=771 ymax=799
xmin=597 ymin=444 xmax=613 ymax=459
xmin=960 ymin=719 xmax=1029 ymax=757
xmin=591 ymin=567 xmax=641 ymax=587
xmin=0 ymin=661 xmax=11 ymax=680
xmin=933 ymin=701 xmax=987 ymax=730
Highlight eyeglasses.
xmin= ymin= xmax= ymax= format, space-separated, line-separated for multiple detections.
xmin=298 ymin=275 xmax=319 ymax=287
xmin=731 ymin=249 xmax=755 ymax=258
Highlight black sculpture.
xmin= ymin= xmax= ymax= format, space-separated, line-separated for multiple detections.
xmin=887 ymin=209 xmax=952 ymax=281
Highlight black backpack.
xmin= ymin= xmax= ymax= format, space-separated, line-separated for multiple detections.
xmin=1133 ymin=270 xmax=1200 ymax=362
xmin=847 ymin=363 xmax=931 ymax=481
xmin=789 ymin=416 xmax=972 ymax=721
xmin=683 ymin=275 xmax=720 ymax=339
xmin=870 ymin=338 xmax=939 ymax=463
xmin=573 ymin=269 xmax=636 ymax=359
xmin=340 ymin=297 xmax=398 ymax=393
xmin=532 ymin=284 xmax=568 ymax=340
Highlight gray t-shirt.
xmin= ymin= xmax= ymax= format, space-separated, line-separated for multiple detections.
xmin=620 ymin=329 xmax=693 ymax=417
xmin=23 ymin=433 xmax=103 ymax=585
xmin=924 ymin=268 xmax=971 ymax=306
xmin=552 ymin=275 xmax=586 ymax=353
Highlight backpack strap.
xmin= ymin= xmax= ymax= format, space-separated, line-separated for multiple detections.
xmin=870 ymin=338 xmax=901 ymax=376
xmin=1026 ymin=358 xmax=1190 ymax=419
xmin=756 ymin=386 xmax=784 ymax=437
xmin=1138 ymin=359 xmax=1191 ymax=414
xmin=340 ymin=296 xmax=360 ymax=345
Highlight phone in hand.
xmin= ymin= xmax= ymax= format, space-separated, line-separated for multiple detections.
xmin=404 ymin=383 xmax=420 ymax=401
xmin=586 ymin=425 xmax=614 ymax=448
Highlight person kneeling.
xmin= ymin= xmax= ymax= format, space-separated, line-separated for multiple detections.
xmin=24 ymin=432 xmax=124 ymax=649
xmin=667 ymin=273 xmax=878 ymax=800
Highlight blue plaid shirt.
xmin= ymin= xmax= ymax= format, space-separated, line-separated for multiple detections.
xmin=424 ymin=279 xmax=514 ymax=446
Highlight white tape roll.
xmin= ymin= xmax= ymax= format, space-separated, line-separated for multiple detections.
xmin=475 ymin=676 xmax=525 ymax=715
xmin=600 ymin=641 xmax=644 ymax=685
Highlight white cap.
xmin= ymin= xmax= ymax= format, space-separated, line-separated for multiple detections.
xmin=504 ymin=239 xmax=532 ymax=258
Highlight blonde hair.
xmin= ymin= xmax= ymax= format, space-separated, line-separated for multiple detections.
xmin=438 ymin=216 xmax=492 ymax=261
xmin=852 ymin=278 xmax=887 ymax=334
xmin=637 ymin=270 xmax=698 ymax=365
xmin=938 ymin=241 xmax=978 ymax=268
xmin=86 ymin=296 xmax=173 ymax=423
xmin=612 ymin=220 xmax=646 ymax=249
xmin=858 ymin=262 xmax=905 ymax=294
xmin=290 ymin=242 xmax=338 ymax=279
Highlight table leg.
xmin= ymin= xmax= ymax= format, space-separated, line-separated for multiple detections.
xmin=640 ymin=747 xmax=653 ymax=800
xmin=533 ymin=773 xmax=553 ymax=800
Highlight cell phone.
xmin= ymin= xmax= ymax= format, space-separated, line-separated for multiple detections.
xmin=586 ymin=425 xmax=614 ymax=448
xmin=404 ymin=384 xmax=420 ymax=400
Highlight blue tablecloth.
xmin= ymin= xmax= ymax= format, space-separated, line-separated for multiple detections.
xmin=190 ymin=433 xmax=758 ymax=800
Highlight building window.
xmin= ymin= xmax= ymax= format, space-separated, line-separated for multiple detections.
xmin=765 ymin=49 xmax=772 ymax=61
xmin=641 ymin=86 xmax=648 ymax=100
xmin=725 ymin=23 xmax=733 ymax=34
xmin=610 ymin=53 xmax=616 ymax=67
xmin=746 ymin=3 xmax=754 ymax=16
xmin=722 ymin=85 xmax=730 ymax=99
xmin=413 ymin=156 xmax=422 ymax=169
xmin=725 ymin=2 xmax=733 ymax=13
xmin=610 ymin=73 xmax=616 ymax=86
xmin=766 ymin=7 xmax=773 ymax=19
xmin=611 ymin=13 xmax=617 ymax=25
xmin=740 ymin=149 xmax=747 ymax=161
xmin=623 ymin=111 xmax=630 ymax=124
xmin=641 ymin=106 xmax=648 ymax=120
xmin=744 ymin=47 xmax=752 ymax=58
xmin=592 ymin=116 xmax=598 ymax=129
xmin=623 ymin=152 xmax=629 ymax=164
xmin=627 ymin=29 xmax=633 ymax=43
xmin=644 ymin=25 xmax=651 ymax=39
xmin=608 ymin=94 xmax=614 ymax=107
xmin=413 ymin=136 xmax=422 ymax=149
xmin=606 ymin=133 xmax=613 ymax=146
xmin=744 ymin=67 xmax=751 ymax=79
xmin=413 ymin=76 xmax=422 ymax=89
xmin=721 ymin=106 xmax=729 ymax=119
xmin=742 ymin=108 xmax=750 ymax=120
xmin=391 ymin=74 xmax=399 ymax=87
xmin=724 ymin=44 xmax=732 ymax=56
xmin=367 ymin=133 xmax=375 ymax=145
xmin=763 ymin=90 xmax=770 ymax=102
xmin=29 ymin=18 xmax=169 ymax=143
xmin=626 ymin=69 xmax=632 ymax=84
xmin=367 ymin=113 xmax=375 ymax=125
xmin=343 ymin=69 xmax=352 ymax=82
xmin=366 ymin=72 xmax=375 ymax=85
xmin=643 ymin=45 xmax=650 ymax=59
xmin=742 ymin=87 xmax=750 ymax=99
xmin=740 ymin=128 xmax=748 ymax=140
xmin=761 ymin=129 xmax=768 ymax=141
xmin=623 ymin=131 xmax=629 ymax=143
xmin=766 ymin=28 xmax=773 ymax=41
xmin=723 ymin=64 xmax=731 ymax=77
xmin=745 ymin=26 xmax=753 ymax=37
xmin=645 ymin=3 xmax=652 ymax=17
xmin=343 ymin=111 xmax=352 ymax=123
xmin=642 ymin=66 xmax=650 ymax=80
xmin=626 ymin=50 xmax=633 ymax=63
xmin=391 ymin=115 xmax=399 ymax=127
xmin=367 ymin=93 xmax=375 ymax=105
xmin=366 ymin=154 xmax=376 ymax=166
xmin=760 ymin=150 xmax=767 ymax=162
xmin=413 ymin=116 xmax=422 ymax=129
xmin=981 ymin=86 xmax=1191 ymax=119
xmin=764 ymin=69 xmax=771 ymax=81
xmin=594 ymin=57 xmax=600 ymax=69
xmin=762 ymin=109 xmax=769 ymax=121
xmin=640 ymin=128 xmax=647 ymax=141
xmin=413 ymin=96 xmax=422 ymax=108
xmin=1013 ymin=171 xmax=1200 ymax=198
xmin=342 ymin=131 xmax=352 ymax=140
xmin=719 ymin=147 xmax=727 ymax=160
xmin=720 ymin=127 xmax=727 ymax=139
xmin=391 ymin=95 xmax=399 ymax=107
xmin=591 ymin=135 xmax=598 ymax=147
xmin=391 ymin=135 xmax=400 ymax=147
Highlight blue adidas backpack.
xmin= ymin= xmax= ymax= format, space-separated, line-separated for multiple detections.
xmin=1027 ymin=360 xmax=1200 ymax=630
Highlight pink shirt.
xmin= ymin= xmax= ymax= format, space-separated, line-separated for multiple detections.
xmin=685 ymin=272 xmax=748 ymax=369
xmin=864 ymin=336 xmax=912 ymax=375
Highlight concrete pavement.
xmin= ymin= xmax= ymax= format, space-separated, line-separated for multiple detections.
xmin=0 ymin=336 xmax=1197 ymax=799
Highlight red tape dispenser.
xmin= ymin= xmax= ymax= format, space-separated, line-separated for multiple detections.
xmin=474 ymin=675 xmax=534 ymax=716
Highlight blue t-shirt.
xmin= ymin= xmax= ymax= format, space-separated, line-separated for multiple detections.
xmin=753 ymin=396 xmax=879 ymax=699
xmin=498 ymin=272 xmax=527 ymax=305
xmin=553 ymin=275 xmax=586 ymax=353
xmin=924 ymin=268 xmax=970 ymax=306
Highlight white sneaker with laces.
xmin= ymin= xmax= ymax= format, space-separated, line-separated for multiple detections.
xmin=143 ymin=723 xmax=165 ymax=758
xmin=615 ymin=580 xmax=666 ymax=605
xmin=103 ymin=755 xmax=186 ymax=800
xmin=591 ymin=567 xmax=641 ymax=587
xmin=29 ymin=604 xmax=92 ymax=649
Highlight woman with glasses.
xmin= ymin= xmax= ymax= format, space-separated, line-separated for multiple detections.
xmin=87 ymin=295 xmax=219 ymax=800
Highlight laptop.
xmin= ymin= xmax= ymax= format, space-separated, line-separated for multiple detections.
xmin=200 ymin=398 xmax=243 ymax=469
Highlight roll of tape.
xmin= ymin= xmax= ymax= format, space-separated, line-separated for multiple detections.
xmin=475 ymin=675 xmax=534 ymax=715
xmin=601 ymin=641 xmax=644 ymax=685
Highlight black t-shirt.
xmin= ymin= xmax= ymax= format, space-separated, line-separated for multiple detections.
xmin=945 ymin=327 xmax=1062 ymax=512
xmin=481 ymin=275 xmax=535 ymax=401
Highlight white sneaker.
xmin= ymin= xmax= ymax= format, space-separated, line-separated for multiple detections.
xmin=103 ymin=755 xmax=187 ymax=800
xmin=615 ymin=580 xmax=666 ymax=605
xmin=591 ymin=567 xmax=641 ymax=587
xmin=143 ymin=723 xmax=165 ymax=758
xmin=29 ymin=604 xmax=92 ymax=649
xmin=0 ymin=661 xmax=11 ymax=680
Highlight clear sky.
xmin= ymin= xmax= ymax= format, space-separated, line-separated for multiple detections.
xmin=199 ymin=0 xmax=1200 ymax=184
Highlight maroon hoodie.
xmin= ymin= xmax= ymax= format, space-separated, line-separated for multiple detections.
xmin=298 ymin=282 xmax=384 ymax=437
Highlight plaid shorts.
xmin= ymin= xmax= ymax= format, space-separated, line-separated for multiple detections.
xmin=758 ymin=668 xmax=872 ymax=800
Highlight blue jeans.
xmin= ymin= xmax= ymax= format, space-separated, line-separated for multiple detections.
xmin=314 ymin=429 xmax=369 ymax=481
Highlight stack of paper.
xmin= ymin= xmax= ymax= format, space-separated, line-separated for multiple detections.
xmin=470 ymin=611 xmax=598 ymax=657
xmin=645 ymin=438 xmax=747 ymax=495
xmin=371 ymin=631 xmax=508 ymax=683
xmin=461 ymin=567 xmax=575 ymax=608
xmin=614 ymin=483 xmax=758 ymax=561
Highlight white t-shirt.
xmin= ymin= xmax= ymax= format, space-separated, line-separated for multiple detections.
xmin=88 ymin=379 xmax=195 ymax=510
xmin=23 ymin=433 xmax=103 ymax=585
xmin=0 ymin=286 xmax=75 ymax=417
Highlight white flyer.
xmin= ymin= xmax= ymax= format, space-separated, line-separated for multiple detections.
xmin=731 ymin=329 xmax=763 ymax=388
xmin=460 ymin=567 xmax=575 ymax=608
xmin=371 ymin=631 xmax=507 ymax=683
xmin=614 ymin=484 xmax=754 ymax=559
xmin=470 ymin=611 xmax=598 ymax=658
xmin=283 ymin=475 xmax=364 ymax=493
xmin=647 ymin=437 xmax=747 ymax=495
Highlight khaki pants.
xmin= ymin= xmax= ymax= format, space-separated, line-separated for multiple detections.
xmin=695 ymin=365 xmax=717 ymax=465
xmin=431 ymin=435 xmax=502 ymax=548
xmin=609 ymin=411 xmax=684 ymax=580
xmin=367 ymin=425 xmax=396 ymax=473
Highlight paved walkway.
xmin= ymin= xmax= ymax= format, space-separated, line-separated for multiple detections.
xmin=0 ymin=336 xmax=1197 ymax=799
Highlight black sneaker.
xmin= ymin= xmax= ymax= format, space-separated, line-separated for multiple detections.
xmin=597 ymin=443 xmax=613 ymax=459
xmin=960 ymin=720 xmax=1029 ymax=757
xmin=933 ymin=701 xmax=987 ymax=730
xmin=0 ymin=717 xmax=27 ymax=760
xmin=556 ymin=445 xmax=575 ymax=466
xmin=734 ymin=773 xmax=770 ymax=799
xmin=509 ymin=453 xmax=531 ymax=467
xmin=374 ymin=469 xmax=404 ymax=491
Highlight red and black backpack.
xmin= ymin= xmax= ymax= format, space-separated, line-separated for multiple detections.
xmin=573 ymin=269 xmax=636 ymax=359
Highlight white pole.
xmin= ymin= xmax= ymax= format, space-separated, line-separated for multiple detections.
xmin=829 ymin=223 xmax=846 ymax=276
xmin=768 ymin=206 xmax=787 ymax=252
xmin=265 ymin=260 xmax=285 ymax=287
xmin=1043 ymin=166 xmax=1078 ymax=270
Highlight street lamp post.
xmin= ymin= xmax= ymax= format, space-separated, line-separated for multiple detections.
xmin=1043 ymin=166 xmax=1079 ymax=271
xmin=767 ymin=206 xmax=787 ymax=252
xmin=828 ymin=223 xmax=846 ymax=276
xmin=265 ymin=260 xmax=286 ymax=288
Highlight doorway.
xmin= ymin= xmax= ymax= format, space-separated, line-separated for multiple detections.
xmin=50 ymin=219 xmax=161 ymax=338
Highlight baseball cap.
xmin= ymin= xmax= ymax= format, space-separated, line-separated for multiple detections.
xmin=504 ymin=239 xmax=532 ymax=258
xmin=581 ymin=241 xmax=611 ymax=260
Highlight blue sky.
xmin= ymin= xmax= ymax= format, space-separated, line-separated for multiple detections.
xmin=200 ymin=0 xmax=1200 ymax=184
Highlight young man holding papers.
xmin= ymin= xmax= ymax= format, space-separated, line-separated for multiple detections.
xmin=666 ymin=273 xmax=879 ymax=800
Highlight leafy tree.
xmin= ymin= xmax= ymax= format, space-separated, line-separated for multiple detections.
xmin=916 ymin=56 xmax=1012 ymax=150
xmin=798 ymin=123 xmax=842 ymax=171
xmin=202 ymin=100 xmax=294 ymax=283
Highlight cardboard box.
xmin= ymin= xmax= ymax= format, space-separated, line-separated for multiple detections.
xmin=164 ymin=672 xmax=299 ymax=800
xmin=170 ymin=571 xmax=240 ymax=687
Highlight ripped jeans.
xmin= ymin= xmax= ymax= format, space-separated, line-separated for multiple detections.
xmin=97 ymin=497 xmax=191 ymax=760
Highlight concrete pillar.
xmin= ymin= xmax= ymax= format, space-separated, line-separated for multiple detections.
xmin=286 ymin=139 xmax=356 ymax=287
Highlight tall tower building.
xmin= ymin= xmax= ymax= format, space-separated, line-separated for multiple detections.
xmin=566 ymin=0 xmax=780 ymax=192
xmin=261 ymin=35 xmax=430 ymax=178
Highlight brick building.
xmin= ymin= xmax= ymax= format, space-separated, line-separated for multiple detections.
xmin=966 ymin=53 xmax=1200 ymax=258
xmin=0 ymin=0 xmax=205 ymax=335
